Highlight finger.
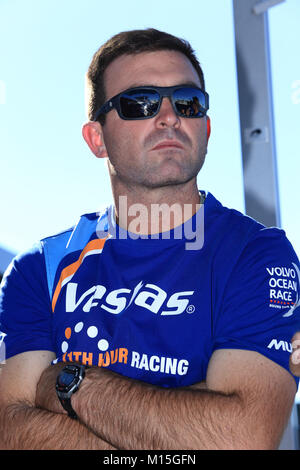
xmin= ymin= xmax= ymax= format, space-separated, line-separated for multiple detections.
xmin=289 ymin=341 xmax=300 ymax=377
xmin=289 ymin=333 xmax=300 ymax=376
xmin=291 ymin=332 xmax=300 ymax=345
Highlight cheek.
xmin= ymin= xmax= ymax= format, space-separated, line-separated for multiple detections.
xmin=105 ymin=120 xmax=147 ymax=155
xmin=102 ymin=120 xmax=124 ymax=154
xmin=189 ymin=121 xmax=207 ymax=148
xmin=103 ymin=122 xmax=141 ymax=166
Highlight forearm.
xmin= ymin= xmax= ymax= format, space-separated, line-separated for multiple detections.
xmin=0 ymin=402 xmax=116 ymax=450
xmin=73 ymin=368 xmax=245 ymax=450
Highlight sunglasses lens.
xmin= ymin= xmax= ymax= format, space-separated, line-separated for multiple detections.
xmin=173 ymin=88 xmax=206 ymax=117
xmin=120 ymin=89 xmax=160 ymax=118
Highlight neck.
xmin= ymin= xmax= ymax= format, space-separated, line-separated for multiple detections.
xmin=111 ymin=180 xmax=203 ymax=235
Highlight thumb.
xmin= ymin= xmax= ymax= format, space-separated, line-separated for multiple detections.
xmin=289 ymin=332 xmax=300 ymax=376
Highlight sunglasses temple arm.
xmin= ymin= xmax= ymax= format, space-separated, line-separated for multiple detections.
xmin=93 ymin=100 xmax=115 ymax=121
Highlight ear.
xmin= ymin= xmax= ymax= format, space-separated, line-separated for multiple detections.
xmin=82 ymin=121 xmax=108 ymax=159
xmin=206 ymin=116 xmax=211 ymax=141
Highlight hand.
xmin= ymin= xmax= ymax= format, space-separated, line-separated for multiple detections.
xmin=35 ymin=362 xmax=67 ymax=414
xmin=290 ymin=333 xmax=300 ymax=377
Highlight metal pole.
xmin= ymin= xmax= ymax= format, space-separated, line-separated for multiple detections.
xmin=232 ymin=0 xmax=282 ymax=227
xmin=232 ymin=0 xmax=298 ymax=450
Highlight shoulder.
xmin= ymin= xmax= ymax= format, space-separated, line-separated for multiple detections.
xmin=40 ymin=209 xmax=109 ymax=300
xmin=41 ymin=210 xmax=100 ymax=246
xmin=1 ymin=242 xmax=45 ymax=288
xmin=205 ymin=192 xmax=296 ymax=262
xmin=0 ymin=209 xmax=106 ymax=295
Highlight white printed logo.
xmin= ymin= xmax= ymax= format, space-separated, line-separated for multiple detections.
xmin=131 ymin=351 xmax=189 ymax=376
xmin=65 ymin=281 xmax=195 ymax=316
xmin=266 ymin=263 xmax=300 ymax=317
xmin=267 ymin=338 xmax=292 ymax=352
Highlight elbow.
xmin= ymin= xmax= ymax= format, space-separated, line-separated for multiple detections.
xmin=228 ymin=422 xmax=286 ymax=450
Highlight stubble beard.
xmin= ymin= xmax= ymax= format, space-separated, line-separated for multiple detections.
xmin=105 ymin=126 xmax=207 ymax=191
xmin=108 ymin=152 xmax=205 ymax=192
xmin=107 ymin=146 xmax=207 ymax=191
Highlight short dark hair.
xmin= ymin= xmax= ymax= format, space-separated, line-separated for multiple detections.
xmin=86 ymin=28 xmax=205 ymax=124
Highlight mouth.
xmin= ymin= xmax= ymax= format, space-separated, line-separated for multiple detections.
xmin=151 ymin=140 xmax=184 ymax=151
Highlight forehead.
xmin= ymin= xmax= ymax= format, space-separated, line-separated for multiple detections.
xmin=103 ymin=50 xmax=201 ymax=98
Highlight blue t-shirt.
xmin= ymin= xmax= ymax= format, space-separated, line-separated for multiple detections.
xmin=0 ymin=192 xmax=299 ymax=387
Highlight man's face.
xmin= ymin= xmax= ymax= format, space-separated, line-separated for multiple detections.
xmin=101 ymin=50 xmax=208 ymax=190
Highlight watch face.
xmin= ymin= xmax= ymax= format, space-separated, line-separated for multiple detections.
xmin=58 ymin=370 xmax=75 ymax=388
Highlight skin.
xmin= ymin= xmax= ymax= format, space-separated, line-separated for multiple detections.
xmin=290 ymin=332 xmax=300 ymax=376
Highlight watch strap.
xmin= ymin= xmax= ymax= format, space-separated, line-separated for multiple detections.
xmin=56 ymin=364 xmax=87 ymax=419
xmin=58 ymin=395 xmax=78 ymax=419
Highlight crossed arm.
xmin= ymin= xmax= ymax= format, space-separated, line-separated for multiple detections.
xmin=0 ymin=351 xmax=115 ymax=450
xmin=0 ymin=347 xmax=296 ymax=450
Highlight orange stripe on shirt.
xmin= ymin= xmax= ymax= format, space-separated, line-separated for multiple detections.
xmin=51 ymin=238 xmax=107 ymax=312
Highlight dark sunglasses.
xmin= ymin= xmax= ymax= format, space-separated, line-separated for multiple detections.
xmin=93 ymin=85 xmax=209 ymax=121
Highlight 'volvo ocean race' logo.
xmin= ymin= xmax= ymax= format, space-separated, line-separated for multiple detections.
xmin=266 ymin=263 xmax=300 ymax=317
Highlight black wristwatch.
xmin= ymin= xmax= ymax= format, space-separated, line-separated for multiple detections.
xmin=56 ymin=364 xmax=87 ymax=419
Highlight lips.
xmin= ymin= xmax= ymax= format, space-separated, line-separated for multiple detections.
xmin=152 ymin=140 xmax=184 ymax=151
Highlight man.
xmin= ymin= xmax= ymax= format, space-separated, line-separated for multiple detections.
xmin=0 ymin=28 xmax=299 ymax=450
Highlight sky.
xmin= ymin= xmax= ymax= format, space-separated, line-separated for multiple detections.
xmin=0 ymin=0 xmax=299 ymax=261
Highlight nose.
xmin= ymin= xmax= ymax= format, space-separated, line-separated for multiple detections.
xmin=154 ymin=97 xmax=180 ymax=129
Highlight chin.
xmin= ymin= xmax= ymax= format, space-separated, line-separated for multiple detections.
xmin=142 ymin=173 xmax=197 ymax=189
xmin=147 ymin=162 xmax=199 ymax=188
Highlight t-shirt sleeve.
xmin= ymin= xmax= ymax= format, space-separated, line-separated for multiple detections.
xmin=0 ymin=243 xmax=55 ymax=360
xmin=213 ymin=228 xmax=300 ymax=382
